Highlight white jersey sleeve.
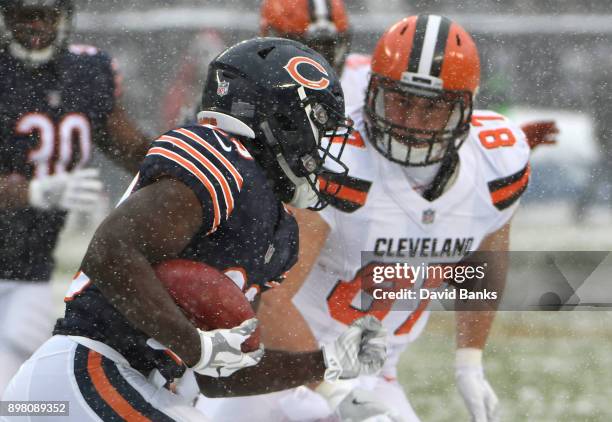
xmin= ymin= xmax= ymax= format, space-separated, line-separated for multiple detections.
xmin=469 ymin=110 xmax=531 ymax=233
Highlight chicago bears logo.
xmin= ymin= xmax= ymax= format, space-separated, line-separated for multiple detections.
xmin=284 ymin=56 xmax=330 ymax=90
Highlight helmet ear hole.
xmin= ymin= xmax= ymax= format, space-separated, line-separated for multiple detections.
xmin=221 ymin=70 xmax=236 ymax=79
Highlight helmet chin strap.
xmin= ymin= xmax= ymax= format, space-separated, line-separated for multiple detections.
xmin=274 ymin=152 xmax=319 ymax=208
xmin=259 ymin=117 xmax=320 ymax=209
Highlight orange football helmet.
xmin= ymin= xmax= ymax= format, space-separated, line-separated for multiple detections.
xmin=365 ymin=15 xmax=480 ymax=166
xmin=260 ymin=0 xmax=350 ymax=73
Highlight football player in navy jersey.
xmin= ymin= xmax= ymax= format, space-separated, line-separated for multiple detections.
xmin=0 ymin=0 xmax=150 ymax=396
xmin=2 ymin=38 xmax=388 ymax=421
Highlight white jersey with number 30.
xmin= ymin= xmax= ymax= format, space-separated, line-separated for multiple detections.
xmin=293 ymin=54 xmax=530 ymax=377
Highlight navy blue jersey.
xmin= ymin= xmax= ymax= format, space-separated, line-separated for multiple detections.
xmin=54 ymin=124 xmax=299 ymax=378
xmin=0 ymin=45 xmax=118 ymax=281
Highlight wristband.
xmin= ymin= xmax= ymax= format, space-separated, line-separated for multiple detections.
xmin=455 ymin=347 xmax=483 ymax=368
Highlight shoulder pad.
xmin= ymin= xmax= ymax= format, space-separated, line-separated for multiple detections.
xmin=469 ymin=110 xmax=531 ymax=210
xmin=140 ymin=124 xmax=248 ymax=233
xmin=66 ymin=44 xmax=115 ymax=70
xmin=68 ymin=44 xmax=101 ymax=56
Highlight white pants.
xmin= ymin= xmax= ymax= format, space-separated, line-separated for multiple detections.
xmin=1 ymin=336 xmax=209 ymax=422
xmin=197 ymin=375 xmax=420 ymax=422
xmin=0 ymin=281 xmax=55 ymax=397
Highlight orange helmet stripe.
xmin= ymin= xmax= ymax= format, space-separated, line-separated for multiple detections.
xmin=371 ymin=14 xmax=480 ymax=93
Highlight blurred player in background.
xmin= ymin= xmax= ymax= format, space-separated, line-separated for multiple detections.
xmin=2 ymin=38 xmax=388 ymax=421
xmin=209 ymin=13 xmax=536 ymax=422
xmin=0 ymin=0 xmax=149 ymax=396
xmin=260 ymin=0 xmax=350 ymax=75
xmin=159 ymin=29 xmax=226 ymax=132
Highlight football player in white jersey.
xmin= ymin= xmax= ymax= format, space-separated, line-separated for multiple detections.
xmin=205 ymin=12 xmax=540 ymax=422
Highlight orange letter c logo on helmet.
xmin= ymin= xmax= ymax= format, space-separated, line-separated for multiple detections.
xmin=284 ymin=56 xmax=330 ymax=90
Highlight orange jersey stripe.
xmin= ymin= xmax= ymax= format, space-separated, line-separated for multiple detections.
xmin=87 ymin=351 xmax=151 ymax=422
xmin=331 ymin=130 xmax=365 ymax=148
xmin=147 ymin=147 xmax=221 ymax=231
xmin=158 ymin=135 xmax=234 ymax=216
xmin=491 ymin=164 xmax=531 ymax=204
xmin=175 ymin=128 xmax=243 ymax=190
xmin=320 ymin=179 xmax=367 ymax=205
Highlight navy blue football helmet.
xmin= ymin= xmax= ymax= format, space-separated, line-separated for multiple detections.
xmin=198 ymin=37 xmax=352 ymax=209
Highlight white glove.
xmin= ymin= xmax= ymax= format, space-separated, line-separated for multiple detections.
xmin=28 ymin=168 xmax=104 ymax=213
xmin=455 ymin=348 xmax=500 ymax=422
xmin=321 ymin=315 xmax=387 ymax=382
xmin=192 ymin=318 xmax=265 ymax=378
xmin=316 ymin=382 xmax=402 ymax=422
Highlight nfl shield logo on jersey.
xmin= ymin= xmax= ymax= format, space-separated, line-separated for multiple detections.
xmin=217 ymin=80 xmax=229 ymax=96
xmin=422 ymin=208 xmax=435 ymax=224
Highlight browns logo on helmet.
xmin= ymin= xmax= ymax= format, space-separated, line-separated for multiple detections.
xmin=260 ymin=0 xmax=350 ymax=74
xmin=0 ymin=0 xmax=74 ymax=66
xmin=364 ymin=15 xmax=480 ymax=167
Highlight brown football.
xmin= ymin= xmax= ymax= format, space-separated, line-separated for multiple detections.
xmin=154 ymin=259 xmax=260 ymax=352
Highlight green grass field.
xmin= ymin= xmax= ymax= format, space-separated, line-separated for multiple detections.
xmin=400 ymin=312 xmax=612 ymax=421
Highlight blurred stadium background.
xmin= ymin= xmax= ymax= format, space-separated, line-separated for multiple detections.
xmin=50 ymin=1 xmax=612 ymax=420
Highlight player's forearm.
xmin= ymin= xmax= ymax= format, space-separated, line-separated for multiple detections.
xmin=0 ymin=174 xmax=29 ymax=208
xmin=109 ymin=135 xmax=150 ymax=173
xmin=258 ymin=287 xmax=319 ymax=352
xmin=102 ymin=133 xmax=150 ymax=173
xmin=455 ymin=310 xmax=497 ymax=349
xmin=103 ymin=105 xmax=150 ymax=172
xmin=455 ymin=251 xmax=508 ymax=349
xmin=82 ymin=225 xmax=201 ymax=366
xmin=196 ymin=348 xmax=326 ymax=397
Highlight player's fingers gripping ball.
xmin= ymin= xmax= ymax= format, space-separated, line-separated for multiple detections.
xmin=195 ymin=321 xmax=265 ymax=378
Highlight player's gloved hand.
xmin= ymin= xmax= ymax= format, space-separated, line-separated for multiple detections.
xmin=520 ymin=120 xmax=558 ymax=150
xmin=455 ymin=348 xmax=500 ymax=422
xmin=191 ymin=318 xmax=265 ymax=378
xmin=321 ymin=315 xmax=387 ymax=381
xmin=28 ymin=168 xmax=104 ymax=213
xmin=316 ymin=382 xmax=402 ymax=422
